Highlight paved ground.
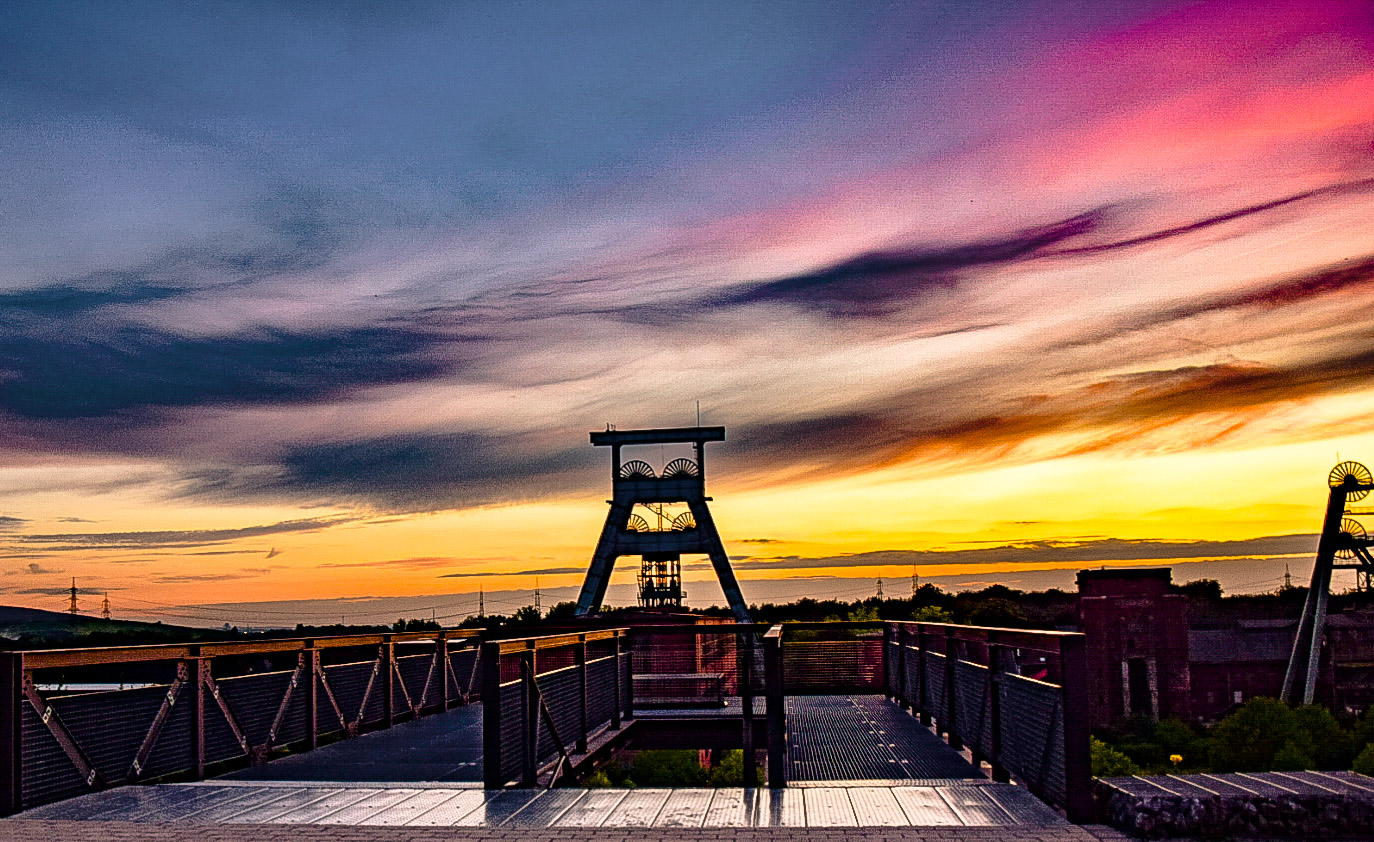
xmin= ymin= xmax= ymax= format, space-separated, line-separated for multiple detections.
xmin=0 ymin=820 xmax=1132 ymax=842
xmin=15 ymin=779 xmax=1065 ymax=828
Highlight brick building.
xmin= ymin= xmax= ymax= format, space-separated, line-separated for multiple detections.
xmin=1076 ymin=567 xmax=1374 ymax=728
xmin=1077 ymin=568 xmax=1191 ymax=729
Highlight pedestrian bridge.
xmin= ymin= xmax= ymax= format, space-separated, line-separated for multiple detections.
xmin=0 ymin=621 xmax=1095 ymax=831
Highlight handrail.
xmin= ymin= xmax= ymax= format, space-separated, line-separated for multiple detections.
xmin=16 ymin=629 xmax=482 ymax=670
xmin=491 ymin=628 xmax=623 ymax=655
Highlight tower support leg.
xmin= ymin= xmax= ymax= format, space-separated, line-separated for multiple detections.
xmin=575 ymin=500 xmax=633 ymax=615
xmin=1283 ymin=487 xmax=1346 ymax=705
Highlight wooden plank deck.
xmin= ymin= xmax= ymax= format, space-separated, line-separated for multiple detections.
xmin=19 ymin=780 xmax=1066 ymax=827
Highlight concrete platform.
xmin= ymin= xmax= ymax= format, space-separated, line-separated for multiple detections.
xmin=15 ymin=779 xmax=1067 ymax=827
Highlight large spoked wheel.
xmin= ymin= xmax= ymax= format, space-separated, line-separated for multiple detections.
xmin=1329 ymin=461 xmax=1372 ymax=501
xmin=620 ymin=460 xmax=656 ymax=480
xmin=1336 ymin=517 xmax=1366 ymax=559
xmin=662 ymin=458 xmax=699 ymax=479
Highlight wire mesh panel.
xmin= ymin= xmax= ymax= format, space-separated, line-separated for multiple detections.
xmin=482 ymin=630 xmax=629 ymax=788
xmin=20 ymin=685 xmax=172 ymax=808
xmin=881 ymin=622 xmax=1089 ymax=821
xmin=586 ymin=655 xmax=617 ymax=725
xmin=449 ymin=646 xmax=480 ymax=699
xmin=534 ymin=665 xmax=582 ymax=761
xmin=999 ymin=673 xmax=1066 ymax=807
xmin=397 ymin=652 xmax=432 ymax=709
xmin=498 ymin=681 xmax=525 ymax=784
xmin=630 ymin=629 xmax=746 ymax=706
xmin=923 ymin=650 xmax=948 ymax=724
xmin=953 ymin=659 xmax=992 ymax=757
xmin=783 ymin=631 xmax=883 ymax=694
xmin=6 ymin=631 xmax=480 ymax=815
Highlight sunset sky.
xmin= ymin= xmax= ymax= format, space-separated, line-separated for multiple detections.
xmin=3 ymin=1 xmax=1374 ymax=626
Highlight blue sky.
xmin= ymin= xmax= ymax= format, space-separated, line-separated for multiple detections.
xmin=3 ymin=1 xmax=1374 ymax=614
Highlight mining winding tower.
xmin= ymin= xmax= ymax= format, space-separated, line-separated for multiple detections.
xmin=573 ymin=425 xmax=751 ymax=622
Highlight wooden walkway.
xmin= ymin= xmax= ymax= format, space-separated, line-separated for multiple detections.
xmin=14 ymin=694 xmax=1072 ymax=828
xmin=15 ymin=779 xmax=1066 ymax=827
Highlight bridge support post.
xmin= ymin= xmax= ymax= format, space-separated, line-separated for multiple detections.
xmin=306 ymin=642 xmax=319 ymax=751
xmin=1060 ymin=635 xmax=1094 ymax=823
xmin=438 ymin=634 xmax=450 ymax=711
xmin=896 ymin=625 xmax=909 ymax=709
xmin=612 ymin=631 xmax=624 ymax=728
xmin=764 ymin=625 xmax=785 ymax=788
xmin=481 ymin=640 xmax=503 ymax=789
xmin=575 ymin=634 xmax=589 ymax=753
xmin=987 ymin=633 xmax=1009 ymax=783
xmin=522 ymin=642 xmax=537 ymax=787
xmin=1 ymin=653 xmax=21 ymax=817
xmin=383 ymin=637 xmax=396 ymax=728
xmin=740 ymin=630 xmax=758 ymax=787
xmin=916 ymin=627 xmax=930 ymax=725
xmin=190 ymin=650 xmax=206 ymax=780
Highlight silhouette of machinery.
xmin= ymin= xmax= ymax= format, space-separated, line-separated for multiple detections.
xmin=573 ymin=425 xmax=751 ymax=622
xmin=1282 ymin=460 xmax=1374 ymax=705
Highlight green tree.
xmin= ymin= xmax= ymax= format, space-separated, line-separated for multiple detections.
xmin=1210 ymin=698 xmax=1312 ymax=772
xmin=966 ymin=598 xmax=1030 ymax=629
xmin=510 ymin=605 xmax=542 ymax=626
xmin=1293 ymin=704 xmax=1353 ymax=770
xmin=544 ymin=601 xmax=580 ymax=622
xmin=911 ymin=605 xmax=953 ymax=623
xmin=1175 ymin=579 xmax=1223 ymax=602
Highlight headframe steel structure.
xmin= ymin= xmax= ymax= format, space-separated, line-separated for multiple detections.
xmin=573 ymin=425 xmax=752 ymax=623
xmin=1282 ymin=460 xmax=1374 ymax=705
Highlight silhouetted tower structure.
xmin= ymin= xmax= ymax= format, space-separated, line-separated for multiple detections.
xmin=1282 ymin=460 xmax=1374 ymax=705
xmin=101 ymin=592 xmax=111 ymax=620
xmin=574 ymin=425 xmax=751 ymax=622
xmin=67 ymin=578 xmax=79 ymax=614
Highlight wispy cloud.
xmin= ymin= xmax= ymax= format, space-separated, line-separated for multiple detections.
xmin=8 ymin=516 xmax=360 ymax=551
xmin=734 ymin=534 xmax=1319 ymax=572
xmin=439 ymin=566 xmax=587 ymax=578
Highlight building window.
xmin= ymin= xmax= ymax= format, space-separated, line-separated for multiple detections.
xmin=1128 ymin=658 xmax=1152 ymax=717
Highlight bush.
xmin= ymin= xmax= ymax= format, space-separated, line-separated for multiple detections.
xmin=630 ymin=750 xmax=708 ymax=787
xmin=708 ymin=750 xmax=745 ymax=786
xmin=1354 ymin=744 xmax=1374 ymax=776
xmin=1092 ymin=737 xmax=1142 ymax=777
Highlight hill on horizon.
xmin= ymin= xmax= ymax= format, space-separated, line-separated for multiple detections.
xmin=0 ymin=603 xmax=223 ymax=649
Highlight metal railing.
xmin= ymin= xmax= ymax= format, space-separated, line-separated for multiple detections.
xmin=0 ymin=630 xmax=481 ymax=815
xmin=480 ymin=629 xmax=630 ymax=788
xmin=884 ymin=621 xmax=1092 ymax=823
xmin=2 ymin=619 xmax=1093 ymax=822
